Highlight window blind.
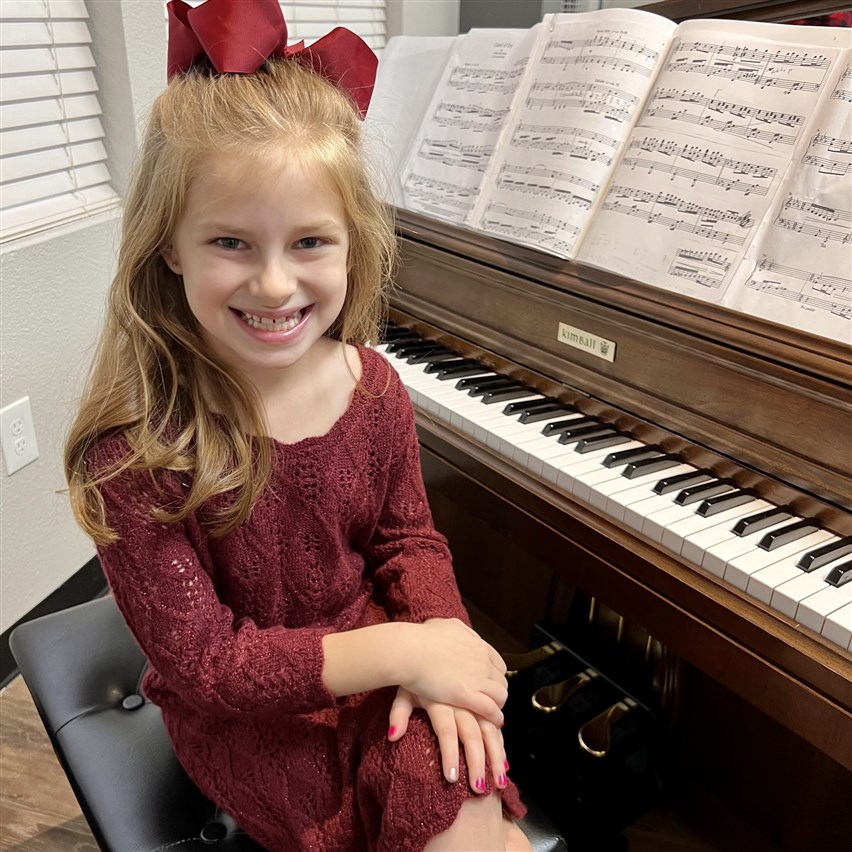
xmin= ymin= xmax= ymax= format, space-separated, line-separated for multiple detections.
xmin=0 ymin=0 xmax=119 ymax=243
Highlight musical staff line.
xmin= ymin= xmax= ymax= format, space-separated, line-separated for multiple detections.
xmin=545 ymin=34 xmax=660 ymax=62
xmin=499 ymin=163 xmax=600 ymax=194
xmin=668 ymin=247 xmax=733 ymax=289
xmin=527 ymin=81 xmax=638 ymax=124
xmin=417 ymin=139 xmax=494 ymax=172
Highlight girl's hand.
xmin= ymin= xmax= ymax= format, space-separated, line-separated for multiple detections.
xmin=400 ymin=618 xmax=508 ymax=727
xmin=388 ymin=687 xmax=509 ymax=795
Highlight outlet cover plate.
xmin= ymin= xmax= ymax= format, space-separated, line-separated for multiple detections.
xmin=1 ymin=397 xmax=39 ymax=475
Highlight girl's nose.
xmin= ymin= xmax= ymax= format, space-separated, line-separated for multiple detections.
xmin=250 ymin=258 xmax=297 ymax=306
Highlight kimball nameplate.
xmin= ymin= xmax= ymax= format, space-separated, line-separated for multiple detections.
xmin=557 ymin=322 xmax=616 ymax=363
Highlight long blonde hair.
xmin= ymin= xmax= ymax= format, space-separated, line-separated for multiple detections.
xmin=65 ymin=60 xmax=397 ymax=544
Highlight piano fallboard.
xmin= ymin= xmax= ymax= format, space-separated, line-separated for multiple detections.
xmin=388 ymin=210 xmax=852 ymax=771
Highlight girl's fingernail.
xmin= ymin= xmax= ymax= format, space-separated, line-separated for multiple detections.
xmin=448 ymin=767 xmax=459 ymax=783
xmin=475 ymin=777 xmax=486 ymax=791
xmin=504 ymin=759 xmax=510 ymax=771
xmin=497 ymin=774 xmax=508 ymax=787
xmin=388 ymin=726 xmax=395 ymax=739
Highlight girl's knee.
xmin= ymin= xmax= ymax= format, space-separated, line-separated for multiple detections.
xmin=423 ymin=794 xmax=506 ymax=851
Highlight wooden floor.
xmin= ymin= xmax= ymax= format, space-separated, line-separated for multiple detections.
xmin=0 ymin=669 xmax=733 ymax=852
xmin=0 ymin=676 xmax=97 ymax=851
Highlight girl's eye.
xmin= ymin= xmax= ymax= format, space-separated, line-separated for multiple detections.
xmin=215 ymin=237 xmax=244 ymax=250
xmin=298 ymin=237 xmax=323 ymax=249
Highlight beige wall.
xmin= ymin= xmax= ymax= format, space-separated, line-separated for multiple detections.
xmin=0 ymin=1 xmax=165 ymax=634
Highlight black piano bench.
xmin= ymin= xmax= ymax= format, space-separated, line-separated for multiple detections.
xmin=9 ymin=595 xmax=567 ymax=852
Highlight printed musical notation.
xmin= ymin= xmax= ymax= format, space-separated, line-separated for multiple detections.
xmin=403 ymin=175 xmax=477 ymax=217
xmin=774 ymin=202 xmax=852 ymax=247
xmin=433 ymin=102 xmax=511 ymax=132
xmin=645 ymin=89 xmax=803 ymax=146
xmin=602 ymin=185 xmax=753 ymax=246
xmin=745 ymin=257 xmax=852 ymax=320
xmin=801 ymin=131 xmax=852 ymax=177
xmin=832 ymin=66 xmax=852 ymax=103
xmin=527 ymin=81 xmax=639 ymax=124
xmin=482 ymin=202 xmax=579 ymax=257
xmin=667 ymin=39 xmax=831 ymax=93
xmin=668 ymin=248 xmax=732 ymax=289
xmin=447 ymin=65 xmax=526 ymax=95
xmin=622 ymin=136 xmax=776 ymax=195
xmin=510 ymin=123 xmax=619 ymax=165
xmin=417 ymin=139 xmax=494 ymax=171
xmin=498 ymin=163 xmax=599 ymax=195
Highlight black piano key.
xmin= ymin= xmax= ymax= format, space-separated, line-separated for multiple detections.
xmin=385 ymin=335 xmax=423 ymax=352
xmin=622 ymin=455 xmax=681 ymax=480
xmin=797 ymin=536 xmax=852 ymax=573
xmin=826 ymin=560 xmax=852 ymax=587
xmin=437 ymin=363 xmax=492 ymax=380
xmin=425 ymin=358 xmax=471 ymax=374
xmin=542 ymin=416 xmax=597 ymax=437
xmin=408 ymin=347 xmax=457 ymax=365
xmin=470 ymin=379 xmax=521 ymax=397
xmin=382 ymin=325 xmax=413 ymax=341
xmin=603 ymin=446 xmax=661 ymax=469
xmin=559 ymin=426 xmax=615 ymax=445
xmin=483 ymin=386 xmax=537 ymax=404
xmin=393 ymin=341 xmax=436 ymax=358
xmin=758 ymin=519 xmax=821 ymax=552
xmin=456 ymin=374 xmax=504 ymax=391
xmin=732 ymin=506 xmax=793 ymax=537
xmin=503 ymin=398 xmax=557 ymax=416
xmin=520 ymin=404 xmax=577 ymax=424
xmin=653 ymin=469 xmax=713 ymax=496
xmin=575 ymin=432 xmax=632 ymax=454
xmin=673 ymin=479 xmax=735 ymax=506
xmin=696 ymin=489 xmax=756 ymax=518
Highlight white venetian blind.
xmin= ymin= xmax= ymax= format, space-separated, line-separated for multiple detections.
xmin=0 ymin=0 xmax=119 ymax=243
xmin=281 ymin=1 xmax=386 ymax=52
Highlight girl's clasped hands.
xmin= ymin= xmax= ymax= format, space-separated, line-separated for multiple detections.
xmin=388 ymin=618 xmax=510 ymax=794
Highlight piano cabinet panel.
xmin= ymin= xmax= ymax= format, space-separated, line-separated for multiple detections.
xmin=420 ymin=440 xmax=852 ymax=852
xmin=415 ymin=424 xmax=852 ymax=767
xmin=395 ymin=239 xmax=852 ymax=515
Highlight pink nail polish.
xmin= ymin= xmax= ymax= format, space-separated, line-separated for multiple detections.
xmin=388 ymin=726 xmax=395 ymax=739
xmin=475 ymin=777 xmax=486 ymax=791
xmin=497 ymin=774 xmax=507 ymax=787
xmin=504 ymin=759 xmax=510 ymax=771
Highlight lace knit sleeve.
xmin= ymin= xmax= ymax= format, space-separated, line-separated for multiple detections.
xmin=92 ymin=439 xmax=338 ymax=718
xmin=365 ymin=375 xmax=471 ymax=626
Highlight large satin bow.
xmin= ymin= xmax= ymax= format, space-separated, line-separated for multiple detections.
xmin=166 ymin=0 xmax=378 ymax=118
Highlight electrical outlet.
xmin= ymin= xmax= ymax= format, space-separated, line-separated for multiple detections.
xmin=1 ymin=397 xmax=39 ymax=474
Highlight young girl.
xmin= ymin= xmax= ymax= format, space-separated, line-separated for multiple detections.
xmin=64 ymin=2 xmax=531 ymax=850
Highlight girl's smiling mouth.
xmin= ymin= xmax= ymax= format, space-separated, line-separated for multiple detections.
xmin=231 ymin=305 xmax=313 ymax=338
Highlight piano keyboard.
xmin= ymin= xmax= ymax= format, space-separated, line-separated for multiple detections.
xmin=376 ymin=325 xmax=852 ymax=653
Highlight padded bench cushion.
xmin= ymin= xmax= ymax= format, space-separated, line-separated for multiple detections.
xmin=11 ymin=595 xmax=565 ymax=852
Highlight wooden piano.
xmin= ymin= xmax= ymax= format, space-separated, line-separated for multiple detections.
xmin=382 ymin=4 xmax=851 ymax=847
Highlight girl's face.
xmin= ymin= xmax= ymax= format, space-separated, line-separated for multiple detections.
xmin=163 ymin=153 xmax=349 ymax=382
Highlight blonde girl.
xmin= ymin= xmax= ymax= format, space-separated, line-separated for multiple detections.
xmin=65 ymin=1 xmax=531 ymax=850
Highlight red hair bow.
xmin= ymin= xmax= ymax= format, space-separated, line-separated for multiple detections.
xmin=166 ymin=0 xmax=378 ymax=118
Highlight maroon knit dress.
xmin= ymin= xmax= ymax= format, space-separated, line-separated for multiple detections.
xmin=92 ymin=346 xmax=526 ymax=852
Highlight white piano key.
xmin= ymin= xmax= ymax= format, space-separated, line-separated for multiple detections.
xmin=748 ymin=540 xmax=845 ymax=610
xmin=589 ymin=463 xmax=695 ymax=512
xmin=660 ymin=501 xmax=774 ymax=555
xmin=795 ymin=582 xmax=852 ymax=634
xmin=723 ymin=529 xmax=834 ymax=591
xmin=821 ymin=602 xmax=852 ymax=650
xmin=538 ymin=440 xmax=645 ymax=484
xmin=700 ymin=517 xmax=804 ymax=578
xmin=680 ymin=500 xmax=771 ymax=565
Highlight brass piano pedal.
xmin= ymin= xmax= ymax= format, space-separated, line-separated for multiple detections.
xmin=503 ymin=641 xmax=562 ymax=678
xmin=531 ymin=667 xmax=599 ymax=713
xmin=577 ymin=697 xmax=639 ymax=758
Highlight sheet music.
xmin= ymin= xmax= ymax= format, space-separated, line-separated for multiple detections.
xmin=363 ymin=37 xmax=456 ymax=207
xmin=400 ymin=27 xmax=540 ymax=225
xmin=724 ymin=61 xmax=852 ymax=344
xmin=577 ymin=20 xmax=849 ymax=303
xmin=471 ymin=9 xmax=676 ymax=258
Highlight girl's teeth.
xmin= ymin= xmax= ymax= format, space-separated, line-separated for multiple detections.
xmin=240 ymin=309 xmax=303 ymax=331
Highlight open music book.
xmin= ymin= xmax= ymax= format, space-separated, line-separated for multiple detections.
xmin=365 ymin=9 xmax=852 ymax=344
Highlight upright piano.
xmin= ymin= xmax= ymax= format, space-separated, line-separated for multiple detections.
xmin=381 ymin=3 xmax=852 ymax=848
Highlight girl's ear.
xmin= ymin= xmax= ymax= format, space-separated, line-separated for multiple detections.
xmin=161 ymin=246 xmax=181 ymax=275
